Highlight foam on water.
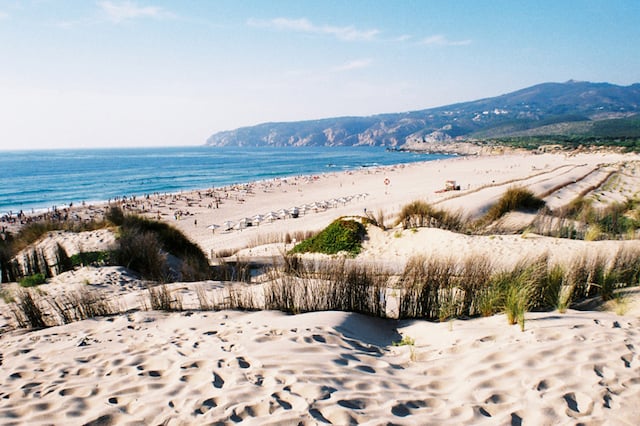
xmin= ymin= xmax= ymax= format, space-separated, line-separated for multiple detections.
xmin=0 ymin=146 xmax=450 ymax=215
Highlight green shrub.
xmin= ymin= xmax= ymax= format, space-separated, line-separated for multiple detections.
xmin=119 ymin=214 xmax=210 ymax=281
xmin=290 ymin=219 xmax=366 ymax=256
xmin=106 ymin=206 xmax=125 ymax=226
xmin=70 ymin=251 xmax=113 ymax=268
xmin=116 ymin=228 xmax=169 ymax=282
xmin=19 ymin=273 xmax=46 ymax=287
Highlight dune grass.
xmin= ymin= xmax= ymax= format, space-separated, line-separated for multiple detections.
xmin=290 ymin=219 xmax=366 ymax=256
xmin=395 ymin=200 xmax=465 ymax=231
xmin=479 ymin=186 xmax=545 ymax=225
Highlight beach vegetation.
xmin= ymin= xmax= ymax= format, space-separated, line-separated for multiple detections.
xmin=69 ymin=251 xmax=113 ymax=268
xmin=479 ymin=187 xmax=545 ymax=224
xmin=48 ymin=289 xmax=117 ymax=324
xmin=147 ymin=284 xmax=183 ymax=312
xmin=19 ymin=273 xmax=46 ymax=287
xmin=290 ymin=219 xmax=366 ymax=256
xmin=532 ymin=196 xmax=640 ymax=240
xmin=393 ymin=334 xmax=415 ymax=346
xmin=101 ymin=208 xmax=212 ymax=282
xmin=395 ymin=200 xmax=464 ymax=231
xmin=210 ymin=257 xmax=251 ymax=283
xmin=258 ymin=256 xmax=389 ymax=317
xmin=613 ymin=291 xmax=631 ymax=316
xmin=364 ymin=209 xmax=387 ymax=230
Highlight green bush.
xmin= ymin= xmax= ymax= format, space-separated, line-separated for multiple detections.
xmin=70 ymin=251 xmax=113 ymax=268
xmin=19 ymin=273 xmax=47 ymax=287
xmin=119 ymin=214 xmax=210 ymax=280
xmin=116 ymin=228 xmax=169 ymax=282
xmin=290 ymin=219 xmax=366 ymax=256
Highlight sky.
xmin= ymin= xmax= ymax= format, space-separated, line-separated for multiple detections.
xmin=0 ymin=0 xmax=639 ymax=150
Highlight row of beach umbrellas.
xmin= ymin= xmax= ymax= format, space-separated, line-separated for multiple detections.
xmin=207 ymin=193 xmax=369 ymax=233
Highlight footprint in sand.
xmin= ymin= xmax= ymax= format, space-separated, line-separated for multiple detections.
xmin=563 ymin=391 xmax=594 ymax=417
xmin=236 ymin=356 xmax=250 ymax=369
xmin=391 ymin=400 xmax=428 ymax=417
xmin=212 ymin=372 xmax=225 ymax=389
xmin=193 ymin=397 xmax=218 ymax=415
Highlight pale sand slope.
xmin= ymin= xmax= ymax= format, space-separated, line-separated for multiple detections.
xmin=151 ymin=152 xmax=638 ymax=256
xmin=4 ymin=152 xmax=640 ymax=424
xmin=357 ymin=227 xmax=640 ymax=272
xmin=0 ymin=307 xmax=639 ymax=425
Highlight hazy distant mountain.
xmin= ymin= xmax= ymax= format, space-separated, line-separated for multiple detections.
xmin=205 ymin=81 xmax=640 ymax=148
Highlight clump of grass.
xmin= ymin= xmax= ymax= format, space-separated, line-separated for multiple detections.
xmin=480 ymin=186 xmax=545 ymax=224
xmin=48 ymin=289 xmax=117 ymax=323
xmin=290 ymin=219 xmax=366 ymax=256
xmin=584 ymin=224 xmax=602 ymax=241
xmin=116 ymin=228 xmax=169 ymax=282
xmin=534 ymin=196 xmax=640 ymax=240
xmin=393 ymin=334 xmax=415 ymax=346
xmin=364 ymin=209 xmax=387 ymax=230
xmin=260 ymin=257 xmax=389 ymax=317
xmin=211 ymin=257 xmax=251 ymax=283
xmin=19 ymin=273 xmax=47 ymax=287
xmin=395 ymin=200 xmax=464 ymax=231
xmin=195 ymin=285 xmax=212 ymax=310
xmin=393 ymin=334 xmax=416 ymax=361
xmin=543 ymin=264 xmax=572 ymax=313
xmin=613 ymin=291 xmax=630 ymax=316
xmin=147 ymin=284 xmax=183 ymax=312
xmin=504 ymin=278 xmax=534 ymax=331
xmin=117 ymin=211 xmax=211 ymax=282
xmin=70 ymin=251 xmax=113 ymax=268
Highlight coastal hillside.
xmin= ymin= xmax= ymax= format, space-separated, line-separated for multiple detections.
xmin=205 ymin=81 xmax=640 ymax=149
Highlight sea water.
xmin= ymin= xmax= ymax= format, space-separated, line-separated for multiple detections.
xmin=0 ymin=146 xmax=450 ymax=215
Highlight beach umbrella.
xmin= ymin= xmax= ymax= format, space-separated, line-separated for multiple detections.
xmin=277 ymin=208 xmax=289 ymax=219
xmin=265 ymin=212 xmax=278 ymax=222
xmin=207 ymin=224 xmax=220 ymax=234
xmin=253 ymin=214 xmax=264 ymax=225
xmin=223 ymin=220 xmax=235 ymax=231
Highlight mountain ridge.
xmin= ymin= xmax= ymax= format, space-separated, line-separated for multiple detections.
xmin=205 ymin=81 xmax=640 ymax=149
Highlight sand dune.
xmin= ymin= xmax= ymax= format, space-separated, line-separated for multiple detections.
xmin=2 ymin=151 xmax=640 ymax=424
xmin=1 ymin=307 xmax=639 ymax=425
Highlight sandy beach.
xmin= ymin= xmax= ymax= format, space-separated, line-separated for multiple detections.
xmin=2 ymin=150 xmax=640 ymax=424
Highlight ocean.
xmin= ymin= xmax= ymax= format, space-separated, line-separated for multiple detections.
xmin=0 ymin=146 xmax=449 ymax=215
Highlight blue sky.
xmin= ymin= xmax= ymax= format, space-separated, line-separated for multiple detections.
xmin=0 ymin=0 xmax=638 ymax=150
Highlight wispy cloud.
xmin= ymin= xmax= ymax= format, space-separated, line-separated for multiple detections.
xmin=332 ymin=58 xmax=373 ymax=72
xmin=394 ymin=34 xmax=412 ymax=42
xmin=98 ymin=1 xmax=174 ymax=23
xmin=247 ymin=17 xmax=379 ymax=41
xmin=420 ymin=34 xmax=471 ymax=46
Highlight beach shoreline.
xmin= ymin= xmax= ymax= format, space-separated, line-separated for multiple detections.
xmin=2 ymin=150 xmax=640 ymax=424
